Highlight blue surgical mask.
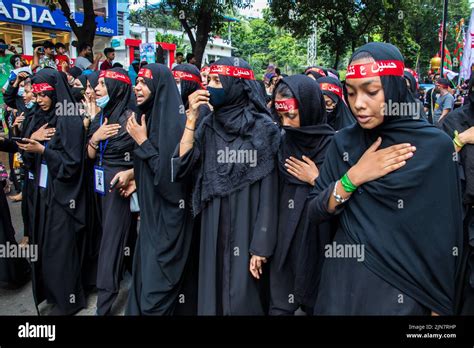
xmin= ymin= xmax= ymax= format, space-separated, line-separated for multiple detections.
xmin=96 ymin=95 xmax=110 ymax=108
xmin=207 ymin=86 xmax=227 ymax=108
xmin=25 ymin=100 xmax=36 ymax=109
xmin=18 ymin=87 xmax=25 ymax=97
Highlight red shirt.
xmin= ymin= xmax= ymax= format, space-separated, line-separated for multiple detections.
xmin=55 ymin=54 xmax=70 ymax=72
xmin=100 ymin=60 xmax=113 ymax=70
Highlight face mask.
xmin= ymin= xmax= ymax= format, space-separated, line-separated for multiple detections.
xmin=26 ymin=100 xmax=35 ymax=109
xmin=326 ymin=108 xmax=335 ymax=114
xmin=207 ymin=86 xmax=227 ymax=108
xmin=18 ymin=87 xmax=25 ymax=97
xmin=96 ymin=95 xmax=110 ymax=108
xmin=72 ymin=87 xmax=84 ymax=103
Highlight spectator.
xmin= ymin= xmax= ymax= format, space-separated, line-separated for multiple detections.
xmin=433 ymin=78 xmax=455 ymax=124
xmin=75 ymin=42 xmax=102 ymax=71
xmin=100 ymin=47 xmax=115 ymax=71
xmin=54 ymin=42 xmax=71 ymax=72
xmin=31 ymin=40 xmax=57 ymax=72
xmin=0 ymin=39 xmax=15 ymax=103
xmin=186 ymin=53 xmax=197 ymax=65
xmin=172 ymin=52 xmax=184 ymax=68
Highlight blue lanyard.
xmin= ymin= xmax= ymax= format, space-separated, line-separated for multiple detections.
xmin=98 ymin=112 xmax=109 ymax=167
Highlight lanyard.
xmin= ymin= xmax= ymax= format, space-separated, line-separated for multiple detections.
xmin=98 ymin=112 xmax=109 ymax=167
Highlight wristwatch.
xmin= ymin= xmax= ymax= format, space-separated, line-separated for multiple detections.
xmin=333 ymin=180 xmax=349 ymax=204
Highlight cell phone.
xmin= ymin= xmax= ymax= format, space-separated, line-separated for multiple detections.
xmin=109 ymin=177 xmax=119 ymax=190
xmin=11 ymin=137 xmax=28 ymax=144
xmin=38 ymin=47 xmax=45 ymax=54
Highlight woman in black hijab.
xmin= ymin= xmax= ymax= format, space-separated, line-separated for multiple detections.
xmin=171 ymin=63 xmax=205 ymax=315
xmin=307 ymin=42 xmax=464 ymax=315
xmin=438 ymin=78 xmax=474 ymax=315
xmin=317 ymin=76 xmax=355 ymax=130
xmin=305 ymin=66 xmax=327 ymax=80
xmin=122 ymin=63 xmax=193 ymax=315
xmin=87 ymin=68 xmax=137 ymax=315
xmin=18 ymin=68 xmax=87 ymax=315
xmin=172 ymin=63 xmax=203 ymax=109
xmin=269 ymin=75 xmax=334 ymax=315
xmin=172 ymin=57 xmax=280 ymax=315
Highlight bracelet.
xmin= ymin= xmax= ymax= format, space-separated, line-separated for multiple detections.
xmin=340 ymin=173 xmax=358 ymax=193
xmin=333 ymin=180 xmax=349 ymax=204
xmin=88 ymin=139 xmax=98 ymax=150
xmin=453 ymin=130 xmax=464 ymax=149
xmin=185 ymin=125 xmax=195 ymax=132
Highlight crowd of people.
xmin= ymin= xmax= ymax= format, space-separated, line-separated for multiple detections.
xmin=0 ymin=38 xmax=473 ymax=316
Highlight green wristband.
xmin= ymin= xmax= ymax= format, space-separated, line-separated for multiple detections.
xmin=340 ymin=173 xmax=358 ymax=193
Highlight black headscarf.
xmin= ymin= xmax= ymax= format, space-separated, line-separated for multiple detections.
xmin=403 ymin=70 xmax=418 ymax=95
xmin=172 ymin=63 xmax=202 ymax=109
xmin=69 ymin=66 xmax=83 ymax=79
xmin=86 ymin=71 xmax=100 ymax=90
xmin=317 ymin=76 xmax=356 ymax=131
xmin=274 ymin=75 xmax=334 ymax=185
xmin=71 ymin=74 xmax=87 ymax=103
xmin=136 ymin=63 xmax=186 ymax=198
xmin=305 ymin=66 xmax=327 ymax=80
xmin=30 ymin=68 xmax=86 ymax=223
xmin=192 ymin=57 xmax=280 ymax=215
xmin=87 ymin=68 xmax=135 ymax=167
xmin=314 ymin=42 xmax=464 ymax=315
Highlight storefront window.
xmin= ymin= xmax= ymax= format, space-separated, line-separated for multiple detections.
xmin=75 ymin=0 xmax=109 ymax=18
xmin=0 ymin=22 xmax=23 ymax=53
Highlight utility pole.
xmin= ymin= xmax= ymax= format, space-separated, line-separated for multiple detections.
xmin=307 ymin=22 xmax=317 ymax=67
xmin=145 ymin=0 xmax=149 ymax=43
xmin=440 ymin=0 xmax=449 ymax=76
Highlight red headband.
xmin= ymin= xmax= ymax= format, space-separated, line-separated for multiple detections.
xmin=319 ymin=83 xmax=343 ymax=99
xmin=306 ymin=67 xmax=326 ymax=76
xmin=173 ymin=70 xmax=203 ymax=87
xmin=346 ymin=60 xmax=405 ymax=79
xmin=209 ymin=65 xmax=255 ymax=80
xmin=99 ymin=70 xmax=131 ymax=84
xmin=138 ymin=68 xmax=153 ymax=80
xmin=32 ymin=83 xmax=54 ymax=93
xmin=275 ymin=98 xmax=298 ymax=112
xmin=201 ymin=66 xmax=210 ymax=74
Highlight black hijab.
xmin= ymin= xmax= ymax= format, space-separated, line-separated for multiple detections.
xmin=192 ymin=57 xmax=280 ymax=215
xmin=403 ymin=70 xmax=418 ymax=95
xmin=317 ymin=76 xmax=355 ymax=130
xmin=274 ymin=75 xmax=334 ymax=185
xmin=31 ymin=68 xmax=86 ymax=223
xmin=86 ymin=71 xmax=100 ymax=90
xmin=88 ymin=68 xmax=135 ymax=167
xmin=314 ymin=42 xmax=464 ymax=315
xmin=305 ymin=66 xmax=327 ymax=80
xmin=172 ymin=63 xmax=202 ymax=109
xmin=136 ymin=63 xmax=186 ymax=199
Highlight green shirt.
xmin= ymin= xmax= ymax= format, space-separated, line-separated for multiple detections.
xmin=0 ymin=53 xmax=13 ymax=105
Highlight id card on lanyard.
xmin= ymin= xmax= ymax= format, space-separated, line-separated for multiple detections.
xmin=94 ymin=112 xmax=108 ymax=196
xmin=39 ymin=141 xmax=48 ymax=188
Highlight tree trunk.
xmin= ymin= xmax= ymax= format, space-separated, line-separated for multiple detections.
xmin=57 ymin=0 xmax=96 ymax=48
xmin=193 ymin=8 xmax=212 ymax=68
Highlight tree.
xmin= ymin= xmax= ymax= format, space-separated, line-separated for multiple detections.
xmin=43 ymin=0 xmax=98 ymax=48
xmin=268 ymin=0 xmax=471 ymax=78
xmin=163 ymin=0 xmax=254 ymax=68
